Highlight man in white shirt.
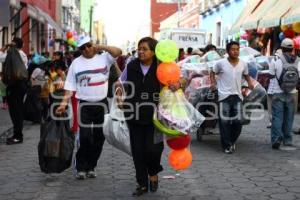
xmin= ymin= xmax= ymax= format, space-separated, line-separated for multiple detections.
xmin=269 ymin=38 xmax=300 ymax=149
xmin=56 ymin=36 xmax=122 ymax=179
xmin=0 ymin=37 xmax=28 ymax=145
xmin=0 ymin=42 xmax=28 ymax=67
xmin=210 ymin=41 xmax=254 ymax=154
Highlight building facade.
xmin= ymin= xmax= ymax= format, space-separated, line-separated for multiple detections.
xmin=200 ymin=0 xmax=246 ymax=47
xmin=93 ymin=19 xmax=107 ymax=45
xmin=179 ymin=0 xmax=201 ymax=28
xmin=61 ymin=0 xmax=80 ymax=34
xmin=80 ymin=0 xmax=94 ymax=35
xmin=150 ymin=0 xmax=187 ymax=37
xmin=0 ymin=0 xmax=63 ymax=55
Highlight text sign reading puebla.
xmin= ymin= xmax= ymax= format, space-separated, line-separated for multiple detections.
xmin=172 ymin=33 xmax=205 ymax=48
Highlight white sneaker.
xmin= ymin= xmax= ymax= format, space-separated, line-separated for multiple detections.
xmin=224 ymin=148 xmax=232 ymax=154
xmin=86 ymin=170 xmax=96 ymax=178
xmin=76 ymin=171 xmax=86 ymax=180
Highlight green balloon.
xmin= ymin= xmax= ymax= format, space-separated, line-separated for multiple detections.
xmin=72 ymin=41 xmax=78 ymax=47
xmin=155 ymin=40 xmax=179 ymax=62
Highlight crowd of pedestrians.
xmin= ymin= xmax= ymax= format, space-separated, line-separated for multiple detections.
xmin=0 ymin=35 xmax=299 ymax=197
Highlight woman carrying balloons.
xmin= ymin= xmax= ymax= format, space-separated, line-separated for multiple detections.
xmin=117 ymin=37 xmax=185 ymax=196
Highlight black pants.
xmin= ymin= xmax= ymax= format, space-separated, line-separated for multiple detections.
xmin=76 ymin=99 xmax=108 ymax=172
xmin=6 ymin=80 xmax=27 ymax=139
xmin=128 ymin=122 xmax=164 ymax=188
xmin=218 ymin=95 xmax=243 ymax=150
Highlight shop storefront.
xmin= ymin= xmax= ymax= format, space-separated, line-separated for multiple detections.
xmin=230 ymin=0 xmax=300 ymax=56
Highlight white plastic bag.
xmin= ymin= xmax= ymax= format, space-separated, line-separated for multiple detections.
xmin=103 ymin=94 xmax=131 ymax=156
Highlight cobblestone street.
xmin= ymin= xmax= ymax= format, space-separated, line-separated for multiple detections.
xmin=0 ymin=109 xmax=300 ymax=200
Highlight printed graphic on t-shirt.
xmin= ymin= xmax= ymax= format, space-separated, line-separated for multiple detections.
xmin=75 ymin=66 xmax=108 ymax=87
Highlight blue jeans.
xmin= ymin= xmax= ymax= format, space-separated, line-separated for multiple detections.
xmin=271 ymin=93 xmax=295 ymax=145
xmin=219 ymin=95 xmax=243 ymax=150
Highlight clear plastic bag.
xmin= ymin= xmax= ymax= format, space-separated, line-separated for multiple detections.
xmin=156 ymin=87 xmax=205 ymax=135
xmin=242 ymin=78 xmax=267 ymax=104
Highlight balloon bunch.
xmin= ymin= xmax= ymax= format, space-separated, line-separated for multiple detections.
xmin=154 ymin=40 xmax=194 ymax=171
xmin=66 ymin=31 xmax=78 ymax=47
xmin=155 ymin=40 xmax=180 ymax=85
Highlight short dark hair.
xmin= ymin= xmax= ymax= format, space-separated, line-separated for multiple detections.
xmin=53 ymin=60 xmax=67 ymax=71
xmin=138 ymin=37 xmax=158 ymax=52
xmin=12 ymin=37 xmax=23 ymax=49
xmin=226 ymin=41 xmax=240 ymax=52
xmin=204 ymin=44 xmax=217 ymax=52
xmin=187 ymin=47 xmax=193 ymax=54
xmin=54 ymin=51 xmax=63 ymax=58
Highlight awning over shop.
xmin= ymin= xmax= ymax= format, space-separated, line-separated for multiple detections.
xmin=281 ymin=1 xmax=300 ymax=25
xmin=27 ymin=4 xmax=63 ymax=36
xmin=242 ymin=0 xmax=278 ymax=30
xmin=258 ymin=0 xmax=295 ymax=28
xmin=230 ymin=0 xmax=262 ymax=34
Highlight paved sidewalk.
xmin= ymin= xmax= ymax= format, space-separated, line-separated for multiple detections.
xmin=0 ymin=111 xmax=300 ymax=200
xmin=0 ymin=109 xmax=12 ymax=135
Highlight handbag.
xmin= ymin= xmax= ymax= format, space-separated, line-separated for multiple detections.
xmin=103 ymin=89 xmax=131 ymax=156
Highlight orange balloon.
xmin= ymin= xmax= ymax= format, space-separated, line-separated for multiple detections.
xmin=168 ymin=148 xmax=192 ymax=171
xmin=156 ymin=62 xmax=180 ymax=85
xmin=66 ymin=31 xmax=73 ymax=39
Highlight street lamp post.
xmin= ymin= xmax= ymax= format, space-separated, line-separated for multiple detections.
xmin=177 ymin=0 xmax=181 ymax=28
xmin=89 ymin=5 xmax=93 ymax=37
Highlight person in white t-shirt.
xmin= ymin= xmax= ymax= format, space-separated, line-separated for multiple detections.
xmin=56 ymin=36 xmax=122 ymax=179
xmin=210 ymin=41 xmax=254 ymax=154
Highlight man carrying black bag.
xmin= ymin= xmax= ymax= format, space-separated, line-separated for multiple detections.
xmin=0 ymin=37 xmax=28 ymax=145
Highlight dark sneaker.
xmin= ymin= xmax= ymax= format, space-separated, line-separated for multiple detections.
xmin=230 ymin=144 xmax=236 ymax=153
xmin=76 ymin=171 xmax=86 ymax=180
xmin=6 ymin=137 xmax=23 ymax=145
xmin=132 ymin=186 xmax=148 ymax=196
xmin=294 ymin=130 xmax=300 ymax=135
xmin=86 ymin=170 xmax=96 ymax=178
xmin=272 ymin=140 xmax=281 ymax=149
xmin=149 ymin=180 xmax=158 ymax=192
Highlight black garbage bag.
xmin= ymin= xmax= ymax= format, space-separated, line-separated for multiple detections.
xmin=38 ymin=117 xmax=74 ymax=173
xmin=24 ymin=86 xmax=42 ymax=123
xmin=2 ymin=47 xmax=28 ymax=85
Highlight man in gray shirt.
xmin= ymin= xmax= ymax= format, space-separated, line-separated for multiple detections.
xmin=210 ymin=41 xmax=253 ymax=154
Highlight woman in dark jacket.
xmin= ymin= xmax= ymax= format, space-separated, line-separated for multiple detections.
xmin=118 ymin=37 xmax=184 ymax=196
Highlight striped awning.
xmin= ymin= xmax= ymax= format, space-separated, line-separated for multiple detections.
xmin=242 ymin=0 xmax=278 ymax=30
xmin=230 ymin=0 xmax=262 ymax=34
xmin=281 ymin=1 xmax=300 ymax=25
xmin=258 ymin=0 xmax=295 ymax=28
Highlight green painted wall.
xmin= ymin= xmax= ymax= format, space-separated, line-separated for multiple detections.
xmin=80 ymin=0 xmax=94 ymax=33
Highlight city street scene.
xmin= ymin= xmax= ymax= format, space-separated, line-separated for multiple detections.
xmin=1 ymin=0 xmax=300 ymax=199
